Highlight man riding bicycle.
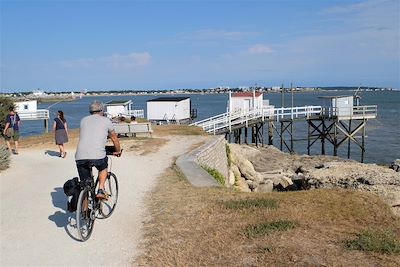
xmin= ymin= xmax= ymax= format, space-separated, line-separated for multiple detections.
xmin=75 ymin=101 xmax=121 ymax=199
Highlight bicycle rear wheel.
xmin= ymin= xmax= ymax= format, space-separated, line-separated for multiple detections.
xmin=76 ymin=187 xmax=95 ymax=241
xmin=96 ymin=172 xmax=119 ymax=218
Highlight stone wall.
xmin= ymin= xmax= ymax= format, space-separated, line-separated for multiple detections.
xmin=194 ymin=136 xmax=229 ymax=184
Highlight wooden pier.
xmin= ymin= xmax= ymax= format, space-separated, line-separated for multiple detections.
xmin=18 ymin=110 xmax=50 ymax=132
xmin=191 ymin=103 xmax=377 ymax=162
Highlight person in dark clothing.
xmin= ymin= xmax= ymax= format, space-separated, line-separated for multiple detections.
xmin=3 ymin=107 xmax=21 ymax=155
xmin=52 ymin=110 xmax=69 ymax=158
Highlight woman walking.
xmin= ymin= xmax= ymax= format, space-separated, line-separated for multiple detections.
xmin=53 ymin=110 xmax=69 ymax=158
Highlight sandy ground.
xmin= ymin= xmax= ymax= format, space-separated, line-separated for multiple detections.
xmin=0 ymin=135 xmax=207 ymax=266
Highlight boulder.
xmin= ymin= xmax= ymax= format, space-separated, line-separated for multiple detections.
xmin=258 ymin=181 xmax=273 ymax=192
xmin=273 ymin=175 xmax=293 ymax=188
xmin=236 ymin=177 xmax=251 ymax=192
xmin=390 ymin=159 xmax=400 ymax=172
xmin=228 ymin=170 xmax=236 ymax=185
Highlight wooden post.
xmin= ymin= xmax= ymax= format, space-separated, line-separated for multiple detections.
xmin=268 ymin=121 xmax=273 ymax=145
xmin=361 ymin=120 xmax=365 ymax=163
xmin=321 ymin=119 xmax=325 ymax=155
xmin=290 ymin=121 xmax=293 ymax=152
xmin=307 ymin=120 xmax=311 ymax=155
xmin=348 ymin=120 xmax=352 ymax=159
xmin=333 ymin=121 xmax=338 ymax=156
xmin=44 ymin=119 xmax=48 ymax=133
xmin=280 ymin=121 xmax=284 ymax=151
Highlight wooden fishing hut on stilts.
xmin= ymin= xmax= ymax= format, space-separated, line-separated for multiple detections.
xmin=191 ymin=90 xmax=377 ymax=162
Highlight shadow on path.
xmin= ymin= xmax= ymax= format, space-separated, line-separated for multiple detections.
xmin=48 ymin=187 xmax=80 ymax=241
xmin=45 ymin=150 xmax=61 ymax=157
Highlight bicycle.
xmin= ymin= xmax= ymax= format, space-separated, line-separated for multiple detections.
xmin=75 ymin=147 xmax=122 ymax=241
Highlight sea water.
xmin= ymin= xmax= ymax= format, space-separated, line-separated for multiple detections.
xmin=19 ymin=91 xmax=400 ymax=164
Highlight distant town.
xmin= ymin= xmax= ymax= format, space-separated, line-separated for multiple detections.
xmin=1 ymin=86 xmax=398 ymax=101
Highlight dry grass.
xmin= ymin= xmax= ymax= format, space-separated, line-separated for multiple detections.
xmin=152 ymin=125 xmax=206 ymax=137
xmin=136 ymin=167 xmax=400 ymax=267
xmin=18 ymin=129 xmax=80 ymax=149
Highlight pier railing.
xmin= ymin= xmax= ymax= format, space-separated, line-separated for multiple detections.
xmin=191 ymin=105 xmax=377 ymax=134
xmin=322 ymin=105 xmax=377 ymax=120
xmin=17 ymin=110 xmax=50 ymax=120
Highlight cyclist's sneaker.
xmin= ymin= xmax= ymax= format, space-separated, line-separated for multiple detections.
xmin=96 ymin=189 xmax=108 ymax=200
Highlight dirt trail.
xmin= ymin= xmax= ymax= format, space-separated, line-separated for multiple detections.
xmin=0 ymin=135 xmax=206 ymax=266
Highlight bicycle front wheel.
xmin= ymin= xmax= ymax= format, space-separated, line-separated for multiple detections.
xmin=76 ymin=187 xmax=95 ymax=241
xmin=98 ymin=172 xmax=119 ymax=218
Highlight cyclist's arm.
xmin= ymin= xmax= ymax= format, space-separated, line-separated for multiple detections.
xmin=3 ymin=122 xmax=10 ymax=135
xmin=108 ymin=130 xmax=121 ymax=156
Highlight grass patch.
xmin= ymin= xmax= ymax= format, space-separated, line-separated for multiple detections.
xmin=345 ymin=229 xmax=400 ymax=254
xmin=202 ymin=165 xmax=225 ymax=185
xmin=223 ymin=198 xmax=278 ymax=210
xmin=245 ymin=220 xmax=299 ymax=238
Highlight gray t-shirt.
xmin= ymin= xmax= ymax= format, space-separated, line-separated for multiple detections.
xmin=75 ymin=114 xmax=115 ymax=160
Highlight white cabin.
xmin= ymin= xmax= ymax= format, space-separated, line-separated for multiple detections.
xmin=319 ymin=95 xmax=354 ymax=118
xmin=104 ymin=100 xmax=144 ymax=118
xmin=147 ymin=97 xmax=191 ymax=124
xmin=15 ymin=100 xmax=38 ymax=112
xmin=229 ymin=92 xmax=264 ymax=113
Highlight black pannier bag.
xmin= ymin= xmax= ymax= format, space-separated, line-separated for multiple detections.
xmin=63 ymin=177 xmax=81 ymax=212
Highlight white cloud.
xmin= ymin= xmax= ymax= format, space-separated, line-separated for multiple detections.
xmin=61 ymin=52 xmax=151 ymax=68
xmin=248 ymin=44 xmax=274 ymax=54
xmin=181 ymin=29 xmax=259 ymax=41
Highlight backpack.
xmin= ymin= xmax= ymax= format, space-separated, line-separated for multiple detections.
xmin=63 ymin=177 xmax=81 ymax=212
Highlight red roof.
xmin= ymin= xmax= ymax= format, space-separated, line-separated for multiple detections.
xmin=232 ymin=92 xmax=263 ymax=97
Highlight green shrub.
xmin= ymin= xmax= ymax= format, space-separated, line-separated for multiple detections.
xmin=226 ymin=144 xmax=232 ymax=167
xmin=244 ymin=220 xmax=298 ymax=238
xmin=345 ymin=229 xmax=400 ymax=254
xmin=223 ymin=198 xmax=278 ymax=210
xmin=0 ymin=143 xmax=10 ymax=171
xmin=202 ymin=165 xmax=225 ymax=185
xmin=0 ymin=96 xmax=15 ymax=132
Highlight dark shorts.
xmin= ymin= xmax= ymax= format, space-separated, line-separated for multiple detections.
xmin=76 ymin=157 xmax=108 ymax=184
xmin=4 ymin=129 xmax=19 ymax=141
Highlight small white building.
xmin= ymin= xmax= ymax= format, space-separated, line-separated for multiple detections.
xmin=229 ymin=92 xmax=264 ymax=113
xmin=319 ymin=95 xmax=354 ymax=118
xmin=15 ymin=100 xmax=38 ymax=112
xmin=104 ymin=100 xmax=144 ymax=118
xmin=14 ymin=100 xmax=49 ymax=124
xmin=147 ymin=97 xmax=191 ymax=124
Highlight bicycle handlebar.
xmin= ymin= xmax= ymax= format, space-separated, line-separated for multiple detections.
xmin=105 ymin=146 xmax=123 ymax=157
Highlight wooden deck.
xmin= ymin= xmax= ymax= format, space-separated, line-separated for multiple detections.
xmin=190 ymin=105 xmax=377 ymax=134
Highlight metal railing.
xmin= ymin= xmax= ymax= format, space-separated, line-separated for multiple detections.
xmin=17 ymin=110 xmax=50 ymax=120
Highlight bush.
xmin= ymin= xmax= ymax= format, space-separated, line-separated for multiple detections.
xmin=202 ymin=165 xmax=225 ymax=185
xmin=0 ymin=96 xmax=15 ymax=132
xmin=0 ymin=143 xmax=10 ymax=171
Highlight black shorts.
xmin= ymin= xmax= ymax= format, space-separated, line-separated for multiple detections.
xmin=76 ymin=157 xmax=108 ymax=184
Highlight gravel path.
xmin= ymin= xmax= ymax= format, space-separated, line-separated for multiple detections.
xmin=0 ymin=136 xmax=204 ymax=266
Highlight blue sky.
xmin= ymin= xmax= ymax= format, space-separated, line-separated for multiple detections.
xmin=0 ymin=0 xmax=399 ymax=92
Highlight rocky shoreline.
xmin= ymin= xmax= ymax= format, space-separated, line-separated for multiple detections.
xmin=228 ymin=144 xmax=400 ymax=216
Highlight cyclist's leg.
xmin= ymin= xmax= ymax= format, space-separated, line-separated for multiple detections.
xmin=76 ymin=160 xmax=91 ymax=185
xmin=93 ymin=157 xmax=108 ymax=190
